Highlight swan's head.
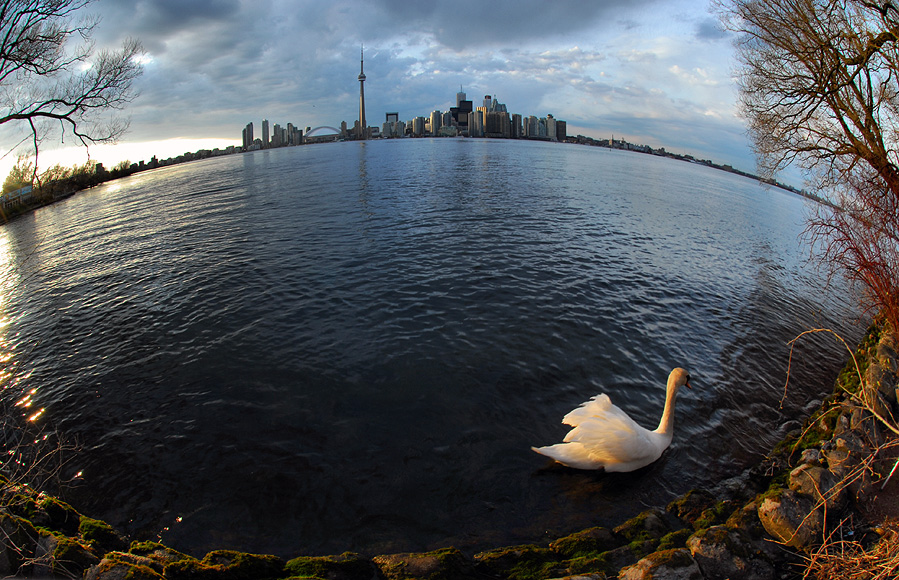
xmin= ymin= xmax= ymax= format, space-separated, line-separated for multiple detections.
xmin=669 ymin=367 xmax=692 ymax=391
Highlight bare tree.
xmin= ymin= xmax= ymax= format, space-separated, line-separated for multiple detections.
xmin=0 ymin=0 xmax=143 ymax=165
xmin=719 ymin=0 xmax=899 ymax=332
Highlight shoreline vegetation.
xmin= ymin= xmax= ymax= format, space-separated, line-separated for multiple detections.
xmin=0 ymin=321 xmax=896 ymax=579
xmin=0 ymin=135 xmax=809 ymax=226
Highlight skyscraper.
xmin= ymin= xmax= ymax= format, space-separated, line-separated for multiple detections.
xmin=456 ymin=87 xmax=466 ymax=108
xmin=357 ymin=46 xmax=367 ymax=140
xmin=262 ymin=119 xmax=270 ymax=147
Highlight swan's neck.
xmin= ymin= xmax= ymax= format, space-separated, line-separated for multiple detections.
xmin=654 ymin=382 xmax=678 ymax=435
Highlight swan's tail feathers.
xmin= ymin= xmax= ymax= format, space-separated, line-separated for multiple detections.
xmin=531 ymin=443 xmax=603 ymax=471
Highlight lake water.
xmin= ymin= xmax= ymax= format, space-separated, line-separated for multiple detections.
xmin=0 ymin=138 xmax=860 ymax=557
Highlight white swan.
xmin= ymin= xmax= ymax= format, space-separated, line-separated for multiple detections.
xmin=532 ymin=368 xmax=692 ymax=472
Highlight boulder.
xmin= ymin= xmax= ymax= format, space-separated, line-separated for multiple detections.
xmin=550 ymin=526 xmax=621 ymax=558
xmin=374 ymin=547 xmax=475 ymax=580
xmin=284 ymin=551 xmax=378 ymax=580
xmin=788 ymin=463 xmax=847 ymax=511
xmin=0 ymin=512 xmax=37 ymax=576
xmin=666 ymin=489 xmax=716 ymax=528
xmin=618 ymin=548 xmax=701 ymax=580
xmin=79 ymin=516 xmax=128 ymax=554
xmin=686 ymin=525 xmax=774 ymax=580
xmin=84 ymin=553 xmax=165 ymax=580
xmin=33 ymin=531 xmax=100 ymax=578
xmin=757 ymin=490 xmax=823 ymax=549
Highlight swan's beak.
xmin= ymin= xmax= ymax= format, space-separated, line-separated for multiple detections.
xmin=685 ymin=378 xmax=693 ymax=389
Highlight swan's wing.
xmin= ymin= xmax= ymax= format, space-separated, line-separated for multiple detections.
xmin=560 ymin=394 xmax=663 ymax=469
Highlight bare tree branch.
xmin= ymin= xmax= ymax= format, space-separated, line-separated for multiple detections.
xmin=0 ymin=0 xmax=143 ymax=166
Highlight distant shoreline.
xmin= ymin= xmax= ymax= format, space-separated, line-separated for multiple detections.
xmin=0 ymin=137 xmax=810 ymax=224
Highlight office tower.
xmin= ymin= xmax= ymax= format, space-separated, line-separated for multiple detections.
xmin=358 ymin=46 xmax=367 ymax=140
xmin=556 ymin=120 xmax=567 ymax=142
xmin=456 ymin=87 xmax=466 ymax=108
xmin=386 ymin=112 xmax=399 ymax=124
xmin=546 ymin=115 xmax=557 ymax=141
xmin=243 ymin=122 xmax=254 ymax=148
xmin=511 ymin=114 xmax=522 ymax=139
xmin=262 ymin=119 xmax=270 ymax=147
xmin=430 ymin=110 xmax=442 ymax=136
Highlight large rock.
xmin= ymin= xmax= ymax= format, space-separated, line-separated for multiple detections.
xmin=374 ymin=547 xmax=475 ymax=580
xmin=284 ymin=551 xmax=378 ymax=580
xmin=788 ymin=463 xmax=847 ymax=511
xmin=84 ymin=553 xmax=165 ymax=580
xmin=686 ymin=525 xmax=774 ymax=580
xmin=0 ymin=512 xmax=37 ymax=576
xmin=618 ymin=549 xmax=701 ymax=580
xmin=757 ymin=490 xmax=823 ymax=549
xmin=550 ymin=526 xmax=621 ymax=558
xmin=33 ymin=531 xmax=100 ymax=578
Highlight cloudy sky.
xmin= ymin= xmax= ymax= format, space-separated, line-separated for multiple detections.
xmin=4 ymin=0 xmax=763 ymax=179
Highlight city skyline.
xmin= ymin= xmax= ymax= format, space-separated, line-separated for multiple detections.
xmin=0 ymin=1 xmax=779 ymax=183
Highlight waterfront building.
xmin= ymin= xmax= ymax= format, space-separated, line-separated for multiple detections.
xmin=430 ymin=110 xmax=442 ymax=136
xmin=262 ymin=119 xmax=270 ymax=147
xmin=556 ymin=120 xmax=567 ymax=142
xmin=242 ymin=122 xmax=254 ymax=149
xmin=412 ymin=116 xmax=425 ymax=136
xmin=511 ymin=114 xmax=522 ymax=139
xmin=456 ymin=87 xmax=466 ymax=108
xmin=386 ymin=112 xmax=399 ymax=125
xmin=546 ymin=115 xmax=557 ymax=142
xmin=469 ymin=109 xmax=484 ymax=137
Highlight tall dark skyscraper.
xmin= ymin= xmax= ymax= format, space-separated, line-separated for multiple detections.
xmin=358 ymin=46 xmax=367 ymax=140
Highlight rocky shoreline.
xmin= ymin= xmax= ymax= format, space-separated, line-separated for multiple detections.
xmin=1 ymin=322 xmax=896 ymax=580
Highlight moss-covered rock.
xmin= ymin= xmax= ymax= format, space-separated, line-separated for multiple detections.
xmin=473 ymin=544 xmax=560 ymax=580
xmin=666 ymin=489 xmax=717 ymax=527
xmin=39 ymin=494 xmax=82 ymax=536
xmin=757 ymin=489 xmax=823 ymax=549
xmin=284 ymin=551 xmax=376 ymax=580
xmin=35 ymin=532 xmax=100 ymax=577
xmin=686 ymin=525 xmax=774 ymax=580
xmin=613 ymin=509 xmax=672 ymax=543
xmin=128 ymin=540 xmax=196 ymax=569
xmin=0 ymin=511 xmax=38 ymax=575
xmin=374 ymin=547 xmax=474 ymax=580
xmin=619 ymin=548 xmax=701 ymax=580
xmin=80 ymin=515 xmax=128 ymax=554
xmin=656 ymin=528 xmax=693 ymax=552
xmin=85 ymin=552 xmax=166 ymax=580
xmin=165 ymin=549 xmax=285 ymax=580
xmin=549 ymin=526 xmax=620 ymax=558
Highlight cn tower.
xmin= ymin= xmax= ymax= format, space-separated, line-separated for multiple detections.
xmin=358 ymin=45 xmax=367 ymax=140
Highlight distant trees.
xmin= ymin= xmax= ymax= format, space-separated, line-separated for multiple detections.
xmin=0 ymin=0 xmax=143 ymax=166
xmin=719 ymin=0 xmax=899 ymax=333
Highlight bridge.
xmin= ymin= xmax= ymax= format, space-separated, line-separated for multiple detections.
xmin=304 ymin=126 xmax=341 ymax=144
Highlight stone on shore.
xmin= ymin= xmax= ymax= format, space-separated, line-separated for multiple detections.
xmin=617 ymin=548 xmax=701 ymax=580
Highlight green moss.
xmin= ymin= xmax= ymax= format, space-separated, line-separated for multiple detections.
xmin=284 ymin=552 xmax=374 ymax=580
xmin=79 ymin=515 xmax=127 ymax=554
xmin=549 ymin=526 xmax=620 ymax=558
xmin=197 ymin=550 xmax=285 ymax=580
xmin=96 ymin=553 xmax=164 ymax=580
xmin=693 ymin=500 xmax=738 ymax=530
xmin=51 ymin=534 xmax=99 ymax=576
xmin=646 ymin=548 xmax=695 ymax=569
xmin=657 ymin=529 xmax=693 ymax=551
xmin=38 ymin=495 xmax=81 ymax=536
xmin=613 ymin=509 xmax=669 ymax=543
xmin=627 ymin=538 xmax=658 ymax=558
xmin=129 ymin=540 xmax=195 ymax=568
